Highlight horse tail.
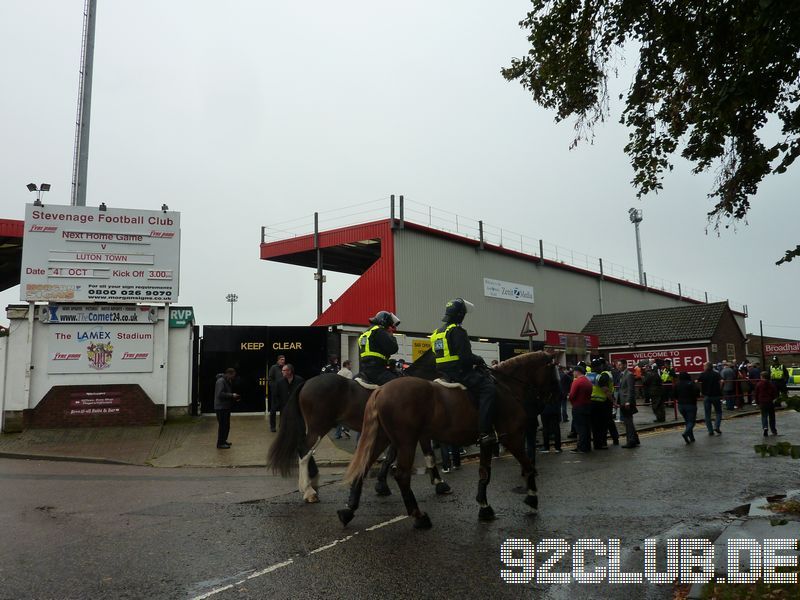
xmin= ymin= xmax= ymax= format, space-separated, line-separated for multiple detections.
xmin=266 ymin=380 xmax=306 ymax=477
xmin=343 ymin=388 xmax=382 ymax=485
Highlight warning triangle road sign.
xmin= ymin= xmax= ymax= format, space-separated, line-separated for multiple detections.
xmin=520 ymin=312 xmax=538 ymax=337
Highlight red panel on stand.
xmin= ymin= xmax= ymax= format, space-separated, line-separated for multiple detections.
xmin=0 ymin=219 xmax=24 ymax=238
xmin=260 ymin=220 xmax=395 ymax=327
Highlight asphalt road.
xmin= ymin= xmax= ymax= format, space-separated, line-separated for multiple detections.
xmin=1 ymin=410 xmax=798 ymax=600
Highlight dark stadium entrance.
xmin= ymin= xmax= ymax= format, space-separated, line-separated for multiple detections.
xmin=198 ymin=325 xmax=330 ymax=414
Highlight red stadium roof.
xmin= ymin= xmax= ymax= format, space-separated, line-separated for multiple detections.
xmin=260 ymin=220 xmax=395 ymax=327
xmin=0 ymin=219 xmax=24 ymax=293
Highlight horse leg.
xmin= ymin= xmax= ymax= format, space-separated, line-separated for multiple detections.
xmin=419 ymin=438 xmax=451 ymax=495
xmin=375 ymin=445 xmax=396 ymax=496
xmin=503 ymin=433 xmax=538 ymax=514
xmin=338 ymin=429 xmax=390 ymax=527
xmin=476 ymin=442 xmax=496 ymax=522
xmin=298 ymin=436 xmax=323 ymax=503
xmin=393 ymin=443 xmax=432 ymax=529
xmin=337 ymin=476 xmax=364 ymax=526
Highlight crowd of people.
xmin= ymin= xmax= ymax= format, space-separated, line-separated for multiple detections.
xmin=554 ymin=355 xmax=793 ymax=454
xmin=216 ymin=298 xmax=794 ymax=456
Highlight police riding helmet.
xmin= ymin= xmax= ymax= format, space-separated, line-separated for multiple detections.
xmin=591 ymin=357 xmax=606 ymax=371
xmin=442 ymin=298 xmax=474 ymax=323
xmin=369 ymin=311 xmax=400 ymax=328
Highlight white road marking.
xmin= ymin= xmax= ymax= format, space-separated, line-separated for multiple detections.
xmin=365 ymin=514 xmax=408 ymax=531
xmin=308 ymin=534 xmax=354 ymax=555
xmin=189 ymin=515 xmax=407 ymax=599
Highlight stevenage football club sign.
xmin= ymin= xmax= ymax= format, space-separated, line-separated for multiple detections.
xmin=20 ymin=204 xmax=180 ymax=303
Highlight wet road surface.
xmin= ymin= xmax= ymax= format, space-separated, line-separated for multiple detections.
xmin=1 ymin=410 xmax=798 ymax=600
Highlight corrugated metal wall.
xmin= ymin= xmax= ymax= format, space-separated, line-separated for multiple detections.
xmin=394 ymin=227 xmax=706 ymax=341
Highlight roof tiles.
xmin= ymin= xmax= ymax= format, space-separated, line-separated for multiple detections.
xmin=581 ymin=302 xmax=730 ymax=346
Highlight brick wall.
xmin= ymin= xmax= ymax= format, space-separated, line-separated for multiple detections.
xmin=23 ymin=384 xmax=162 ymax=428
xmin=710 ymin=309 xmax=747 ymax=364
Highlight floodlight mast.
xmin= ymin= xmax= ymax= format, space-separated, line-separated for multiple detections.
xmin=70 ymin=0 xmax=97 ymax=207
xmin=628 ymin=208 xmax=644 ymax=286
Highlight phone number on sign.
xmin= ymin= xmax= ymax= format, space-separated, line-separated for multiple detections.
xmin=501 ymin=538 xmax=799 ymax=584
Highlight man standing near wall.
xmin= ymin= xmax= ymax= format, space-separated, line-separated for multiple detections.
xmin=273 ymin=364 xmax=305 ymax=432
xmin=618 ymin=361 xmax=640 ymax=448
xmin=568 ymin=364 xmax=592 ymax=453
xmin=267 ymin=355 xmax=285 ymax=433
xmin=214 ymin=368 xmax=240 ymax=449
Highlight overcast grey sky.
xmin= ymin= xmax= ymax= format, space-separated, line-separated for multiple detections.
xmin=2 ymin=1 xmax=798 ymax=339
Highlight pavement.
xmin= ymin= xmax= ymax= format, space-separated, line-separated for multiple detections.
xmin=0 ymin=398 xmax=792 ymax=468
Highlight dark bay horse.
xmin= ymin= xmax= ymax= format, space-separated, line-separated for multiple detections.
xmin=341 ymin=351 xmax=560 ymax=529
xmin=266 ymin=351 xmax=448 ymax=503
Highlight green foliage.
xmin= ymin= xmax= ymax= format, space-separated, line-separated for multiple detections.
xmin=503 ymin=1 xmax=800 ymax=264
xmin=753 ymin=443 xmax=800 ymax=458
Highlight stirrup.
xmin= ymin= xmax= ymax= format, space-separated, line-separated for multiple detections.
xmin=478 ymin=432 xmax=497 ymax=446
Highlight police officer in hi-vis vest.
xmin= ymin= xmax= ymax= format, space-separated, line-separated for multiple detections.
xmin=358 ymin=311 xmax=401 ymax=385
xmin=430 ymin=298 xmax=497 ymax=446
xmin=587 ymin=357 xmax=614 ymax=449
xmin=770 ymin=355 xmax=789 ymax=396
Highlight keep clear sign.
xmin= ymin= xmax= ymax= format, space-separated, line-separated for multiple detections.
xmin=48 ymin=324 xmax=155 ymax=374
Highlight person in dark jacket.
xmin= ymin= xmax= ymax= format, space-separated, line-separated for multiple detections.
xmin=643 ymin=365 xmax=665 ymax=422
xmin=321 ymin=355 xmax=340 ymax=374
xmin=267 ymin=355 xmax=285 ymax=432
xmin=673 ymin=371 xmax=699 ymax=443
xmin=431 ymin=298 xmax=497 ymax=446
xmin=357 ymin=311 xmax=400 ymax=385
xmin=618 ymin=361 xmax=640 ymax=448
xmin=755 ymin=371 xmax=779 ymax=436
xmin=559 ymin=366 xmax=572 ymax=423
xmin=697 ymin=362 xmax=723 ymax=435
xmin=214 ymin=368 xmax=240 ymax=449
xmin=272 ymin=364 xmax=305 ymax=431
xmin=539 ymin=388 xmax=562 ymax=453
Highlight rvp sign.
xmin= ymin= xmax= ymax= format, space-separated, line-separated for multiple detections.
xmin=609 ymin=347 xmax=709 ymax=372
xmin=169 ymin=307 xmax=194 ymax=328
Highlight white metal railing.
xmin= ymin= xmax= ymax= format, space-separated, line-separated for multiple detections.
xmin=260 ymin=196 xmax=747 ymax=314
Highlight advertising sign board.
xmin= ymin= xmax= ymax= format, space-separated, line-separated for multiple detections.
xmin=608 ymin=347 xmax=709 ymax=372
xmin=483 ymin=278 xmax=534 ymax=304
xmin=169 ymin=306 xmax=194 ymax=328
xmin=765 ymin=341 xmax=800 ymax=355
xmin=39 ymin=304 xmax=157 ymax=324
xmin=20 ymin=204 xmax=180 ymax=303
xmin=47 ymin=324 xmax=155 ymax=374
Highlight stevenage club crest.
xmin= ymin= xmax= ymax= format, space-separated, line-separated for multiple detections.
xmin=87 ymin=342 xmax=114 ymax=370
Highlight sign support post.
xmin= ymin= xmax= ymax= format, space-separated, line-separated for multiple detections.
xmin=24 ymin=302 xmax=35 ymax=410
xmin=520 ymin=312 xmax=539 ymax=351
xmin=162 ymin=303 xmax=170 ymax=421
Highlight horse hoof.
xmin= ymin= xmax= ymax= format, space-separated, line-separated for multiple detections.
xmin=337 ymin=508 xmax=355 ymax=526
xmin=435 ymin=481 xmax=452 ymax=495
xmin=413 ymin=514 xmax=433 ymax=529
xmin=304 ymin=494 xmax=319 ymax=504
xmin=524 ymin=495 xmax=539 ymax=510
xmin=478 ymin=506 xmax=496 ymax=522
xmin=374 ymin=481 xmax=392 ymax=496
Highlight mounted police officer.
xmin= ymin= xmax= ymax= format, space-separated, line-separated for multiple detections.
xmin=358 ymin=311 xmax=400 ymax=385
xmin=430 ymin=298 xmax=497 ymax=446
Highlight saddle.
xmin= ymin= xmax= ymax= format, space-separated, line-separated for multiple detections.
xmin=433 ymin=378 xmax=467 ymax=390
xmin=354 ymin=377 xmax=380 ymax=390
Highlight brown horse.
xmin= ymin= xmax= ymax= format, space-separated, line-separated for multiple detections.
xmin=341 ymin=351 xmax=560 ymax=528
xmin=266 ymin=351 xmax=450 ymax=502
